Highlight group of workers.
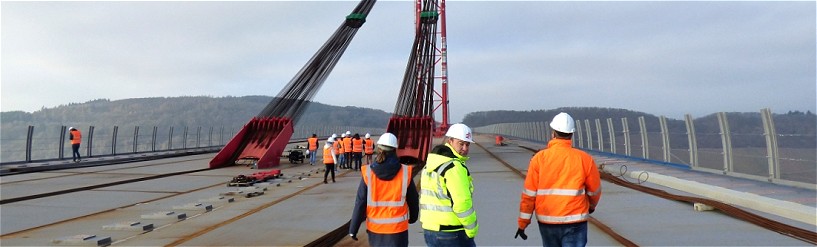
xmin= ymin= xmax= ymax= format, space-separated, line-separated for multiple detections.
xmin=306 ymin=131 xmax=377 ymax=184
xmin=336 ymin=112 xmax=601 ymax=247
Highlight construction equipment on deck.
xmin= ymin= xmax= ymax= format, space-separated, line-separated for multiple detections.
xmin=209 ymin=0 xmax=376 ymax=169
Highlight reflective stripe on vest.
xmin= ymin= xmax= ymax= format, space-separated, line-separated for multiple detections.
xmin=70 ymin=130 xmax=82 ymax=145
xmin=363 ymin=165 xmax=411 ymax=233
xmin=307 ymin=137 xmax=318 ymax=151
xmin=343 ymin=137 xmax=352 ymax=153
xmin=353 ymin=138 xmax=363 ymax=152
xmin=323 ymin=147 xmax=333 ymax=164
xmin=364 ymin=139 xmax=374 ymax=154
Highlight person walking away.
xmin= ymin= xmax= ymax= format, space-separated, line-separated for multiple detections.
xmin=515 ymin=112 xmax=602 ymax=247
xmin=348 ymin=133 xmax=419 ymax=247
xmin=352 ymin=133 xmax=364 ymax=170
xmin=334 ymin=135 xmax=343 ymax=172
xmin=307 ymin=134 xmax=319 ymax=165
xmin=343 ymin=131 xmax=353 ymax=169
xmin=363 ymin=133 xmax=375 ymax=165
xmin=323 ymin=137 xmax=338 ymax=184
xmin=69 ymin=127 xmax=82 ymax=162
xmin=420 ymin=123 xmax=479 ymax=246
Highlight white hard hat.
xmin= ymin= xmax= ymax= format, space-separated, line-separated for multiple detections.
xmin=365 ymin=133 xmax=370 ymax=139
xmin=550 ymin=112 xmax=576 ymax=134
xmin=445 ymin=123 xmax=474 ymax=143
xmin=326 ymin=137 xmax=335 ymax=143
xmin=346 ymin=131 xmax=351 ymax=135
xmin=377 ymin=133 xmax=398 ymax=148
xmin=341 ymin=133 xmax=347 ymax=138
xmin=331 ymin=133 xmax=337 ymax=138
xmin=69 ymin=127 xmax=75 ymax=130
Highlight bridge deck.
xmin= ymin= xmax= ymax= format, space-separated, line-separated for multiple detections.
xmin=1 ymin=135 xmax=814 ymax=246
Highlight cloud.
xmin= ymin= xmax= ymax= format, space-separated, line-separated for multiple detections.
xmin=2 ymin=1 xmax=814 ymax=123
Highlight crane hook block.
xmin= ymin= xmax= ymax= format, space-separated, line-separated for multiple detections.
xmin=345 ymin=13 xmax=367 ymax=28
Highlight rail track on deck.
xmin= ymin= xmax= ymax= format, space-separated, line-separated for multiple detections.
xmin=306 ymin=140 xmax=640 ymax=247
xmin=0 ymin=157 xmax=213 ymax=205
xmin=513 ymin=144 xmax=817 ymax=245
xmin=4 ymin=138 xmax=813 ymax=246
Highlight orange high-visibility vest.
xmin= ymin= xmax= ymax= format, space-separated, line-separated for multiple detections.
xmin=364 ymin=138 xmax=374 ymax=155
xmin=70 ymin=130 xmax=82 ymax=145
xmin=343 ymin=137 xmax=352 ymax=153
xmin=518 ymin=138 xmax=601 ymax=229
xmin=323 ymin=146 xmax=334 ymax=164
xmin=333 ymin=140 xmax=341 ymax=154
xmin=308 ymin=137 xmax=318 ymax=151
xmin=361 ymin=164 xmax=412 ymax=234
xmin=353 ymin=138 xmax=363 ymax=153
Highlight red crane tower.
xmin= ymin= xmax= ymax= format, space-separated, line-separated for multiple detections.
xmin=416 ymin=0 xmax=451 ymax=137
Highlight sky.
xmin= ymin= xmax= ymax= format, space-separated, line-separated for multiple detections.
xmin=2 ymin=1 xmax=815 ymax=123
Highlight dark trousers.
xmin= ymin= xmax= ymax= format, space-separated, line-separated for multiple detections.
xmin=72 ymin=144 xmax=81 ymax=161
xmin=352 ymin=152 xmax=363 ymax=170
xmin=368 ymin=230 xmax=409 ymax=247
xmin=344 ymin=152 xmax=352 ymax=168
xmin=423 ymin=229 xmax=475 ymax=247
xmin=537 ymin=221 xmax=588 ymax=247
xmin=323 ymin=163 xmax=335 ymax=182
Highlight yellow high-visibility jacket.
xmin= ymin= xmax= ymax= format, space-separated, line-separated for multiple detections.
xmin=419 ymin=143 xmax=479 ymax=238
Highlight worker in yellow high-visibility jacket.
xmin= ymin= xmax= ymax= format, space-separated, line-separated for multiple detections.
xmin=420 ymin=123 xmax=478 ymax=246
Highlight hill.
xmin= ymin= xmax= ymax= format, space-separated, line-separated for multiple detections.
xmin=1 ymin=96 xmax=392 ymax=129
xmin=2 ymin=97 xmax=814 ymax=149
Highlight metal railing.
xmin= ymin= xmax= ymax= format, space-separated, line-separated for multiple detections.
xmin=473 ymin=108 xmax=816 ymax=189
xmin=1 ymin=124 xmax=385 ymax=165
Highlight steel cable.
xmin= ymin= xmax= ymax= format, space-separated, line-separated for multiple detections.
xmin=258 ymin=0 xmax=376 ymax=125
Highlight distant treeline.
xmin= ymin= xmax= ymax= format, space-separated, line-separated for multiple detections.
xmin=462 ymin=107 xmax=816 ymax=148
xmin=1 ymin=96 xmax=392 ymax=130
xmin=2 ymin=97 xmax=814 ymax=148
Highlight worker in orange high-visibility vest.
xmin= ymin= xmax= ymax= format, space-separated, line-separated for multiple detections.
xmin=352 ymin=133 xmax=364 ymax=170
xmin=69 ymin=127 xmax=82 ymax=163
xmin=343 ymin=131 xmax=353 ymax=169
xmin=323 ymin=137 xmax=338 ymax=184
xmin=363 ymin=133 xmax=375 ymax=165
xmin=349 ymin=133 xmax=419 ymax=247
xmin=307 ymin=134 xmax=319 ymax=165
xmin=333 ymin=134 xmax=342 ymax=172
xmin=515 ymin=112 xmax=602 ymax=246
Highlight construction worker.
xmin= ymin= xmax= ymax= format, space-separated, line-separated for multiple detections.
xmin=334 ymin=134 xmax=343 ymax=172
xmin=68 ymin=127 xmax=82 ymax=162
xmin=343 ymin=131 xmax=353 ymax=169
xmin=307 ymin=134 xmax=319 ymax=165
xmin=323 ymin=137 xmax=338 ymax=184
xmin=348 ymin=133 xmax=419 ymax=247
xmin=363 ymin=133 xmax=374 ymax=165
xmin=352 ymin=133 xmax=364 ymax=170
xmin=515 ymin=112 xmax=602 ymax=246
xmin=420 ymin=123 xmax=478 ymax=246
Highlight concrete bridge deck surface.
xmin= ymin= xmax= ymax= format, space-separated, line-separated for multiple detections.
xmin=0 ymin=135 xmax=814 ymax=246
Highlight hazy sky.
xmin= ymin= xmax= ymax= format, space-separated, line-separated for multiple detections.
xmin=2 ymin=1 xmax=815 ymax=122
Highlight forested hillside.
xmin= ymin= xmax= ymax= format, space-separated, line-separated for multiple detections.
xmin=1 ymin=96 xmax=392 ymax=129
xmin=3 ymin=97 xmax=814 ymax=149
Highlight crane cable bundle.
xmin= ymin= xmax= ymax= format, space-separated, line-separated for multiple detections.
xmin=258 ymin=0 xmax=377 ymax=124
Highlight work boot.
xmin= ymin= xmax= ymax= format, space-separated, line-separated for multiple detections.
xmin=324 ymin=180 xmax=327 ymax=184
